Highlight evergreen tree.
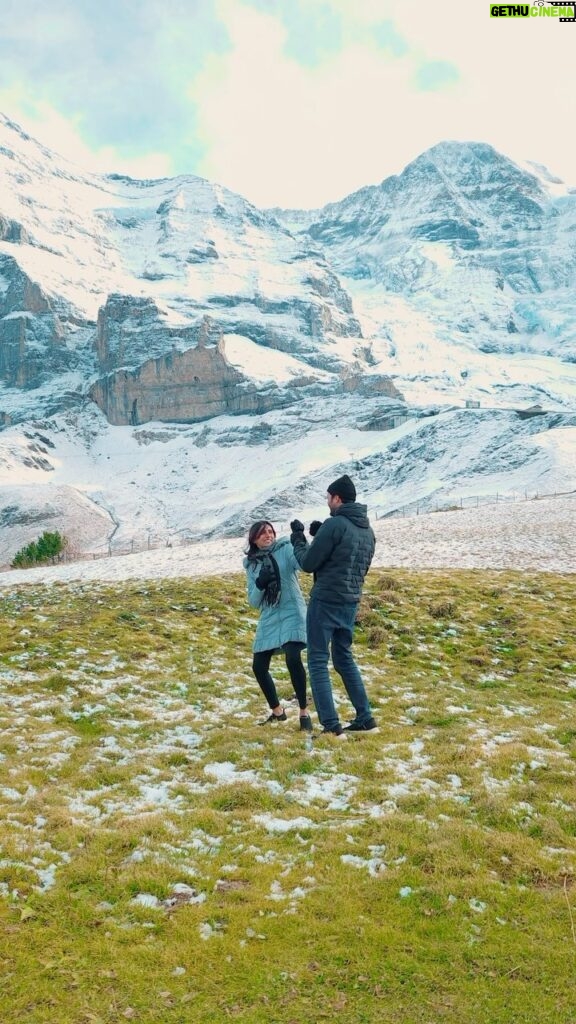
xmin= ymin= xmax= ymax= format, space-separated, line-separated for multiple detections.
xmin=11 ymin=531 xmax=67 ymax=568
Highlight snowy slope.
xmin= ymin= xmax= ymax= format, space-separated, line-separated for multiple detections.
xmin=0 ymin=492 xmax=574 ymax=586
xmin=0 ymin=394 xmax=574 ymax=564
xmin=1 ymin=119 xmax=575 ymax=563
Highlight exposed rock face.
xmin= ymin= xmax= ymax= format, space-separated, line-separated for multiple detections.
xmin=340 ymin=372 xmax=402 ymax=399
xmin=0 ymin=254 xmax=70 ymax=387
xmin=90 ymin=335 xmax=291 ymax=425
xmin=92 ymin=277 xmax=361 ymax=381
xmin=0 ymin=215 xmax=30 ymax=244
xmin=94 ymin=295 xmax=204 ymax=372
xmin=90 ymin=305 xmax=345 ymax=425
xmin=88 ymin=274 xmax=364 ymax=423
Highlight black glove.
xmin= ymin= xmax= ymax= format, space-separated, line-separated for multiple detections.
xmin=309 ymin=520 xmax=323 ymax=537
xmin=255 ymin=565 xmax=275 ymax=590
xmin=290 ymin=519 xmax=305 ymax=533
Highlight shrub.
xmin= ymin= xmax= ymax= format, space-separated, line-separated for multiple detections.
xmin=11 ymin=530 xmax=67 ymax=568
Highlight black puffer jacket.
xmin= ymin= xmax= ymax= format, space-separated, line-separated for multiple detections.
xmin=292 ymin=502 xmax=375 ymax=604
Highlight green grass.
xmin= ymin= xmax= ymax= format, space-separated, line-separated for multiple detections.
xmin=0 ymin=568 xmax=575 ymax=1023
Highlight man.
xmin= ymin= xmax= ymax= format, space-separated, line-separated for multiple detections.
xmin=290 ymin=474 xmax=377 ymax=737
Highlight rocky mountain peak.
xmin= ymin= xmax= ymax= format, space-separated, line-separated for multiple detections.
xmin=397 ymin=140 xmax=549 ymax=229
xmin=407 ymin=140 xmax=528 ymax=184
xmin=287 ymin=138 xmax=576 ymax=364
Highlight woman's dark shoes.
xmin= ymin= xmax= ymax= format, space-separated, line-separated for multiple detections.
xmin=259 ymin=710 xmax=287 ymax=724
xmin=299 ymin=715 xmax=313 ymax=732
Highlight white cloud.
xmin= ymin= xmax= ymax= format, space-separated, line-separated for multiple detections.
xmin=0 ymin=91 xmax=173 ymax=179
xmin=349 ymin=0 xmax=576 ymax=184
xmin=1 ymin=0 xmax=575 ymax=207
xmin=187 ymin=0 xmax=576 ymax=207
xmin=189 ymin=3 xmax=439 ymax=206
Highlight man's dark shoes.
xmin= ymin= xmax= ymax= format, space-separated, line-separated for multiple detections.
xmin=344 ymin=717 xmax=379 ymax=733
xmin=299 ymin=715 xmax=313 ymax=732
xmin=319 ymin=724 xmax=346 ymax=739
xmin=260 ymin=711 xmax=287 ymax=724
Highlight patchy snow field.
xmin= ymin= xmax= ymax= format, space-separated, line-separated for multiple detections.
xmin=0 ymin=493 xmax=574 ymax=589
xmin=1 ymin=494 xmax=575 ymax=1022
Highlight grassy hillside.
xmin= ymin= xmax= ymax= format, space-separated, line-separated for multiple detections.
xmin=1 ymin=568 xmax=575 ymax=1023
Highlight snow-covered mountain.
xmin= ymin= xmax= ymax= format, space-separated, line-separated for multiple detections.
xmin=273 ymin=141 xmax=576 ymax=405
xmin=1 ymin=115 xmax=575 ymax=564
xmin=0 ymin=113 xmax=378 ymax=423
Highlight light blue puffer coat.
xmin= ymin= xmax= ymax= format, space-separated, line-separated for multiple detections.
xmin=244 ymin=537 xmax=307 ymax=653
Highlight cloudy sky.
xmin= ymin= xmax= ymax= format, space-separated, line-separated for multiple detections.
xmin=1 ymin=0 xmax=574 ymax=208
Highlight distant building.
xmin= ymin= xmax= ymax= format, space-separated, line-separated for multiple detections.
xmin=465 ymin=400 xmax=481 ymax=409
xmin=382 ymin=414 xmax=410 ymax=430
xmin=360 ymin=411 xmax=410 ymax=431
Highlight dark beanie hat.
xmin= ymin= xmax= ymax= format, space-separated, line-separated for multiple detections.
xmin=327 ymin=474 xmax=356 ymax=503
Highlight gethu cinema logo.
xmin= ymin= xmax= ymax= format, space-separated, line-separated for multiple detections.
xmin=490 ymin=2 xmax=576 ymax=17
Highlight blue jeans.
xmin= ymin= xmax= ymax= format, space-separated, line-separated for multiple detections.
xmin=306 ymin=596 xmax=372 ymax=732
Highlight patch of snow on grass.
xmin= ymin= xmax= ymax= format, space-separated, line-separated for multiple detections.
xmin=252 ymin=814 xmax=316 ymax=833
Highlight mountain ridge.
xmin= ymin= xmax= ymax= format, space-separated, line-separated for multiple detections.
xmin=1 ymin=115 xmax=575 ymax=563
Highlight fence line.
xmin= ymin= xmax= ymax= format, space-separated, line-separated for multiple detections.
xmin=374 ymin=488 xmax=576 ymax=521
xmin=45 ymin=487 xmax=575 ymax=567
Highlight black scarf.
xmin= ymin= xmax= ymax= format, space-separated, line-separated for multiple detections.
xmin=252 ymin=550 xmax=282 ymax=607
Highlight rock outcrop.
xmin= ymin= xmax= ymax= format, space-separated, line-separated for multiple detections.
xmin=90 ymin=334 xmax=291 ymax=425
xmin=0 ymin=254 xmax=71 ymax=387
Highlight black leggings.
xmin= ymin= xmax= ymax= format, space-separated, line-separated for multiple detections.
xmin=252 ymin=642 xmax=307 ymax=710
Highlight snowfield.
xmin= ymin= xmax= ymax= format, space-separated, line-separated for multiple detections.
xmin=1 ymin=493 xmax=573 ymax=589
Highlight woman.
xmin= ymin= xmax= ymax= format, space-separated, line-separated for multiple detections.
xmin=244 ymin=520 xmax=312 ymax=731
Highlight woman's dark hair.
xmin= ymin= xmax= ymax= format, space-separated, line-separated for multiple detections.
xmin=245 ymin=520 xmax=276 ymax=559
